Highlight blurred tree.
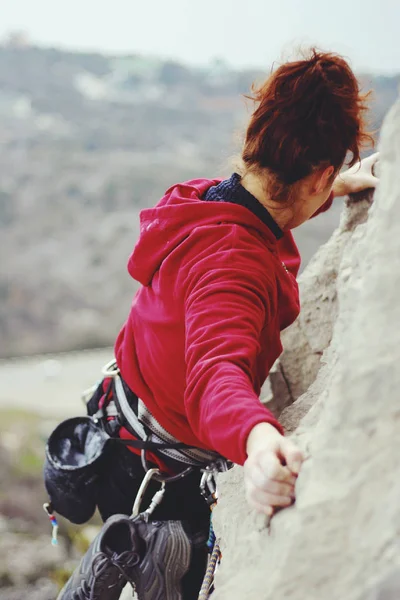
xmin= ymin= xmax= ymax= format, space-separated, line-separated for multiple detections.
xmin=159 ymin=60 xmax=192 ymax=86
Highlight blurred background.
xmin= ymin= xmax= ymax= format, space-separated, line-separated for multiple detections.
xmin=0 ymin=1 xmax=398 ymax=598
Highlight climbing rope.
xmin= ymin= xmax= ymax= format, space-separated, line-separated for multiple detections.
xmin=198 ymin=503 xmax=221 ymax=600
xmin=198 ymin=539 xmax=221 ymax=600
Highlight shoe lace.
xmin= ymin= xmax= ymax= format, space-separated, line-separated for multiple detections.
xmin=72 ymin=551 xmax=139 ymax=600
xmin=73 ymin=580 xmax=91 ymax=600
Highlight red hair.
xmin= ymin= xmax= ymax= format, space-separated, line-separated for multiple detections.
xmin=242 ymin=48 xmax=374 ymax=195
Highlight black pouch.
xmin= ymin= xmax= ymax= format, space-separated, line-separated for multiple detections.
xmin=44 ymin=416 xmax=111 ymax=524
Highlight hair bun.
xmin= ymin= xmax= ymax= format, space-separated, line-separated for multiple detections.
xmin=242 ymin=47 xmax=373 ymax=199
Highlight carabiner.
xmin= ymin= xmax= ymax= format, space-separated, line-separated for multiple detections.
xmin=101 ymin=359 xmax=120 ymax=377
xmin=131 ymin=468 xmax=164 ymax=517
xmin=200 ymin=468 xmax=218 ymax=506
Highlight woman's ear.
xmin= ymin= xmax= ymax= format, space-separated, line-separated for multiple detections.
xmin=314 ymin=165 xmax=335 ymax=195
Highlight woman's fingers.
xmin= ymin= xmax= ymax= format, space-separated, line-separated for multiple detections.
xmin=339 ymin=151 xmax=380 ymax=195
xmin=266 ymin=479 xmax=295 ymax=496
xmin=247 ymin=499 xmax=274 ymax=517
xmin=364 ymin=151 xmax=380 ymax=167
xmin=245 ymin=462 xmax=295 ymax=495
xmin=244 ymin=425 xmax=304 ymax=515
xmin=256 ymin=439 xmax=303 ymax=480
xmin=278 ymin=437 xmax=304 ymax=476
xmin=244 ymin=451 xmax=298 ymax=515
xmin=248 ymin=463 xmax=296 ymax=494
xmin=245 ymin=483 xmax=293 ymax=509
xmin=362 ymin=152 xmax=380 ymax=186
xmin=353 ymin=152 xmax=380 ymax=174
xmin=257 ymin=451 xmax=295 ymax=483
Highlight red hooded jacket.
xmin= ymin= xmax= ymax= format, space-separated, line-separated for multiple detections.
xmin=115 ymin=178 xmax=333 ymax=466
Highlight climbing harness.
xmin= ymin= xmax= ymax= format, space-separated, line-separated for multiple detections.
xmin=95 ymin=359 xmax=228 ymax=470
xmin=141 ymin=442 xmax=193 ymax=484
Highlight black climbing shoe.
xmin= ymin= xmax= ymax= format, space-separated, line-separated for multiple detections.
xmin=57 ymin=515 xmax=194 ymax=600
xmin=132 ymin=518 xmax=192 ymax=600
xmin=57 ymin=514 xmax=142 ymax=600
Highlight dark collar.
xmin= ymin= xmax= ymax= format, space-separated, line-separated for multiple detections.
xmin=202 ymin=173 xmax=283 ymax=240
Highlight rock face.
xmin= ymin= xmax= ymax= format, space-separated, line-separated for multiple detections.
xmin=262 ymin=188 xmax=373 ymax=418
xmin=213 ymin=98 xmax=400 ymax=600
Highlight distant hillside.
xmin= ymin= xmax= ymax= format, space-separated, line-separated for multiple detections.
xmin=1 ymin=44 xmax=398 ymax=357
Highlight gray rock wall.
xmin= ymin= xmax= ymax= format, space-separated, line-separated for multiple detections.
xmin=263 ymin=189 xmax=373 ymax=419
xmin=213 ymin=98 xmax=400 ymax=600
xmin=264 ymin=188 xmax=372 ymax=417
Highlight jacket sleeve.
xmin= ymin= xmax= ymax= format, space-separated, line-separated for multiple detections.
xmin=183 ymin=247 xmax=284 ymax=466
xmin=310 ymin=191 xmax=334 ymax=219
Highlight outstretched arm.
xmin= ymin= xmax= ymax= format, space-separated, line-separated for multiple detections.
xmin=184 ymin=239 xmax=304 ymax=514
xmin=184 ymin=256 xmax=282 ymax=466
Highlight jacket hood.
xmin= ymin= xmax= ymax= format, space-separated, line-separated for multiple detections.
xmin=128 ymin=178 xmax=278 ymax=286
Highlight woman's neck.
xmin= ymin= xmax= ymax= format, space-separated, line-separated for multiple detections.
xmin=240 ymin=172 xmax=295 ymax=230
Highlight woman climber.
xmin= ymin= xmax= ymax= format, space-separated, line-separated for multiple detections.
xmin=48 ymin=48 xmax=379 ymax=600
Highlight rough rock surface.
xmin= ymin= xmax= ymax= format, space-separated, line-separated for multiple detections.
xmin=263 ymin=188 xmax=373 ymax=417
xmin=213 ymin=98 xmax=400 ymax=600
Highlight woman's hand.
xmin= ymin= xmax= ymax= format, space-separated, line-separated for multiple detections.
xmin=333 ymin=152 xmax=379 ymax=197
xmin=244 ymin=422 xmax=304 ymax=516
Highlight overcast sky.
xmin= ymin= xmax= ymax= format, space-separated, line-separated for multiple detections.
xmin=0 ymin=0 xmax=399 ymax=74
